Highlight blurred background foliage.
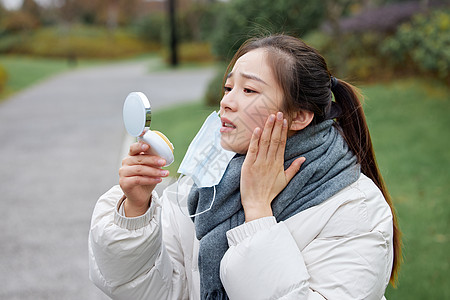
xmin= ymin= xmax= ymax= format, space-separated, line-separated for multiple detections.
xmin=381 ymin=10 xmax=450 ymax=79
xmin=0 ymin=0 xmax=449 ymax=298
xmin=209 ymin=0 xmax=326 ymax=60
xmin=0 ymin=0 xmax=449 ymax=95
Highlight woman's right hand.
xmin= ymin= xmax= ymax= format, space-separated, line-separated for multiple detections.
xmin=119 ymin=142 xmax=169 ymax=217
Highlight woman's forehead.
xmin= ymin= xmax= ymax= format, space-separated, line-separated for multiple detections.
xmin=230 ymin=49 xmax=275 ymax=83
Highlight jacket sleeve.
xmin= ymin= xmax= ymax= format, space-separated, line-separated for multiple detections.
xmin=88 ymin=185 xmax=188 ymax=300
xmin=220 ymin=217 xmax=326 ymax=300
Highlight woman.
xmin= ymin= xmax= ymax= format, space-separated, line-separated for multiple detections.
xmin=89 ymin=34 xmax=401 ymax=299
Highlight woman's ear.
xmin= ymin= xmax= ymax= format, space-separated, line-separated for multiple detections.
xmin=290 ymin=110 xmax=314 ymax=131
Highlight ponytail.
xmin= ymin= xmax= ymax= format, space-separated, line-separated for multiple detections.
xmin=332 ymin=79 xmax=403 ymax=286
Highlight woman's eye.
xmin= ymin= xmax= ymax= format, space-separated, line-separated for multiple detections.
xmin=224 ymin=86 xmax=232 ymax=93
xmin=244 ymin=88 xmax=256 ymax=94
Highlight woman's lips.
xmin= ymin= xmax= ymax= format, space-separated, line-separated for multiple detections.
xmin=220 ymin=117 xmax=236 ymax=133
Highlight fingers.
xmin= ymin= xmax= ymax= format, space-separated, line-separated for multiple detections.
xmin=129 ymin=141 xmax=149 ymax=156
xmin=120 ymin=142 xmax=169 ymax=187
xmin=258 ymin=112 xmax=286 ymax=160
xmin=267 ymin=112 xmax=286 ymax=161
xmin=122 ymin=153 xmax=166 ymax=168
xmin=285 ymin=157 xmax=306 ymax=182
xmin=258 ymin=114 xmax=275 ymax=157
xmin=246 ymin=127 xmax=261 ymax=164
xmin=276 ymin=117 xmax=289 ymax=162
xmin=119 ymin=162 xmax=169 ymax=187
xmin=126 ymin=142 xmax=166 ymax=165
xmin=120 ymin=164 xmax=169 ymax=179
xmin=119 ymin=174 xmax=163 ymax=187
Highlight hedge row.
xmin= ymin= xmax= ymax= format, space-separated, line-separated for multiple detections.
xmin=0 ymin=25 xmax=158 ymax=59
xmin=0 ymin=64 xmax=7 ymax=93
xmin=381 ymin=10 xmax=450 ymax=80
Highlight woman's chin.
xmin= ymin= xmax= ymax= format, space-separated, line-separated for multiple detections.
xmin=220 ymin=138 xmax=233 ymax=152
xmin=220 ymin=139 xmax=248 ymax=155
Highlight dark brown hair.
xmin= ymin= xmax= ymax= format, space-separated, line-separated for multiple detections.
xmin=225 ymin=34 xmax=402 ymax=286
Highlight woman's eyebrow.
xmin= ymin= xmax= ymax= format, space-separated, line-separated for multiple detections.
xmin=227 ymin=72 xmax=268 ymax=85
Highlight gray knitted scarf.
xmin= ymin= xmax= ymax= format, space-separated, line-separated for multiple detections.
xmin=188 ymin=120 xmax=360 ymax=300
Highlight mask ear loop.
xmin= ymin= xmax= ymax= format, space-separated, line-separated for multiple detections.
xmin=176 ymin=174 xmax=216 ymax=218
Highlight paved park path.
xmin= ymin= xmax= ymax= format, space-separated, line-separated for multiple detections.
xmin=0 ymin=59 xmax=216 ymax=299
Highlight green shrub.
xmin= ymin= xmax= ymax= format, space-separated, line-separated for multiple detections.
xmin=0 ymin=32 xmax=31 ymax=53
xmin=203 ymin=0 xmax=326 ymax=105
xmin=0 ymin=25 xmax=158 ymax=58
xmin=0 ymin=10 xmax=40 ymax=33
xmin=302 ymin=30 xmax=332 ymax=55
xmin=328 ymin=32 xmax=389 ymax=80
xmin=177 ymin=2 xmax=224 ymax=42
xmin=304 ymin=9 xmax=450 ymax=83
xmin=303 ymin=29 xmax=417 ymax=82
xmin=381 ymin=9 xmax=450 ymax=81
xmin=346 ymin=55 xmax=382 ymax=81
xmin=210 ymin=0 xmax=326 ymax=60
xmin=132 ymin=13 xmax=166 ymax=43
xmin=205 ymin=68 xmax=227 ymax=107
xmin=161 ymin=42 xmax=215 ymax=64
xmin=0 ymin=63 xmax=7 ymax=92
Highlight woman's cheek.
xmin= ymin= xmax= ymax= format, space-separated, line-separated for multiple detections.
xmin=242 ymin=127 xmax=256 ymax=153
xmin=251 ymin=114 xmax=266 ymax=129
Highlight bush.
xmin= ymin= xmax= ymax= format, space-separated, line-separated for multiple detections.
xmin=205 ymin=67 xmax=227 ymax=107
xmin=132 ymin=13 xmax=166 ymax=43
xmin=203 ymin=0 xmax=326 ymax=106
xmin=210 ymin=0 xmax=326 ymax=60
xmin=0 ymin=32 xmax=31 ymax=53
xmin=0 ymin=63 xmax=8 ymax=93
xmin=161 ymin=42 xmax=215 ymax=64
xmin=304 ymin=12 xmax=450 ymax=84
xmin=0 ymin=10 xmax=40 ymax=33
xmin=381 ymin=9 xmax=450 ymax=81
xmin=177 ymin=2 xmax=224 ymax=43
xmin=0 ymin=25 xmax=158 ymax=58
xmin=326 ymin=31 xmax=390 ymax=80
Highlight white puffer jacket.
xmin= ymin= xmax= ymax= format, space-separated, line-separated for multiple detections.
xmin=89 ymin=173 xmax=393 ymax=300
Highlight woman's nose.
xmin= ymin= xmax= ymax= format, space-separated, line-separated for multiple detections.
xmin=220 ymin=91 xmax=237 ymax=112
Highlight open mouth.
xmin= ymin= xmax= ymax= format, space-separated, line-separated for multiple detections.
xmin=222 ymin=122 xmax=236 ymax=129
xmin=220 ymin=117 xmax=236 ymax=132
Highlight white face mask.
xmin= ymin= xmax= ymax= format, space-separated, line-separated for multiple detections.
xmin=177 ymin=111 xmax=235 ymax=188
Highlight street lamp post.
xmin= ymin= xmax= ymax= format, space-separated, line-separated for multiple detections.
xmin=168 ymin=0 xmax=178 ymax=67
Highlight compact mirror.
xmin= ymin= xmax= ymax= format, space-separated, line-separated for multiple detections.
xmin=122 ymin=92 xmax=175 ymax=167
xmin=123 ymin=92 xmax=152 ymax=137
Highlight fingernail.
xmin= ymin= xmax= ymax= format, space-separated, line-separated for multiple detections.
xmin=161 ymin=170 xmax=169 ymax=176
xmin=158 ymin=159 xmax=166 ymax=166
xmin=283 ymin=119 xmax=288 ymax=127
xmin=277 ymin=112 xmax=283 ymax=120
xmin=269 ymin=114 xmax=275 ymax=122
xmin=141 ymin=144 xmax=149 ymax=151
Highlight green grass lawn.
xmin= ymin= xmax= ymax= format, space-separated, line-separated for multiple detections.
xmin=362 ymin=79 xmax=449 ymax=299
xmin=152 ymin=78 xmax=449 ymax=299
xmin=0 ymin=54 xmax=163 ymax=100
xmin=0 ymin=55 xmax=74 ymax=99
xmin=0 ymin=55 xmax=124 ymax=100
xmin=0 ymin=54 xmax=214 ymax=101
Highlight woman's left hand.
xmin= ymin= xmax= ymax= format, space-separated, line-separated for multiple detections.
xmin=240 ymin=112 xmax=305 ymax=222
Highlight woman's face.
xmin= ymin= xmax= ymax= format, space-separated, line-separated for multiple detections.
xmin=219 ymin=48 xmax=284 ymax=154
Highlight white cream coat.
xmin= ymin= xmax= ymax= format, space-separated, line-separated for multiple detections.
xmin=89 ymin=174 xmax=393 ymax=299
